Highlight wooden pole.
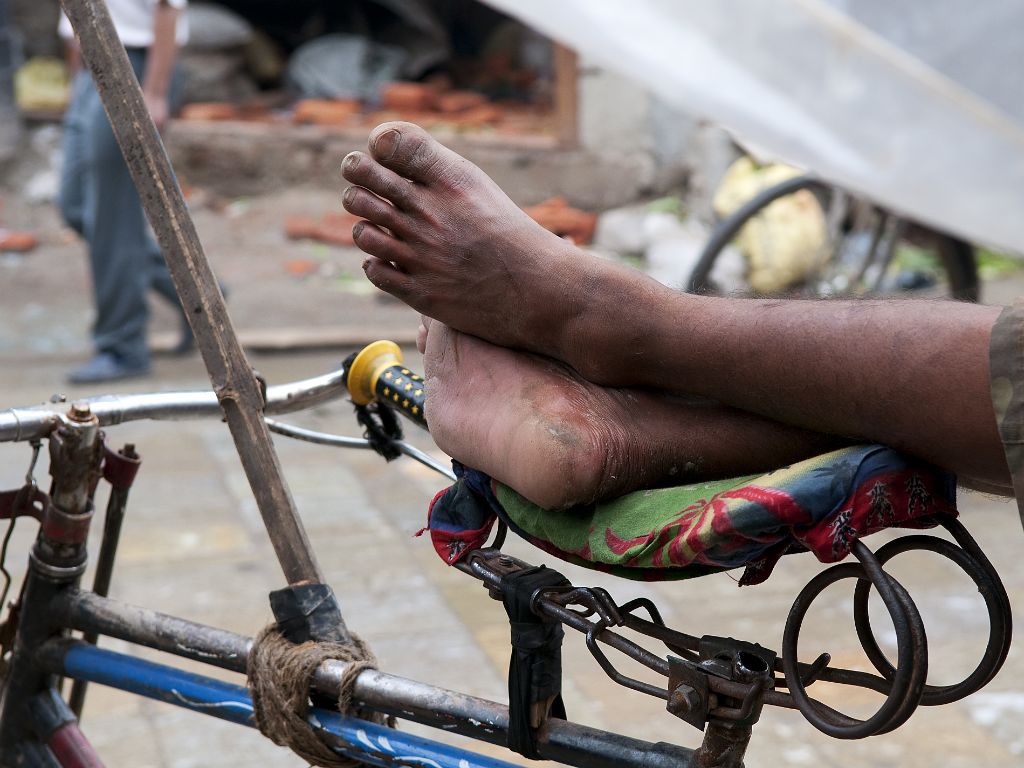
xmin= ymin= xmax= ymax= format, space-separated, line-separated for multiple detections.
xmin=59 ymin=0 xmax=330 ymax=593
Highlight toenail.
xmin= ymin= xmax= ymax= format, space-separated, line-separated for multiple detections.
xmin=352 ymin=221 xmax=365 ymax=240
xmin=342 ymin=152 xmax=359 ymax=173
xmin=342 ymin=186 xmax=356 ymax=205
xmin=373 ymin=129 xmax=401 ymax=160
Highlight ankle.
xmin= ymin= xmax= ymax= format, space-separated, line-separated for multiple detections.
xmin=561 ymin=261 xmax=675 ymax=387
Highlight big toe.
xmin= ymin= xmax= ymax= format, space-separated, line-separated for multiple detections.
xmin=417 ymin=315 xmax=435 ymax=354
xmin=368 ymin=121 xmax=459 ymax=185
xmin=423 ymin=321 xmax=463 ymax=380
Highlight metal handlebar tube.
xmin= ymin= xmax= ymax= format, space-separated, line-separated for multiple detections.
xmin=59 ymin=0 xmax=329 ymax=600
xmin=47 ymin=590 xmax=697 ymax=768
xmin=0 ymin=369 xmax=351 ymax=445
xmin=0 ymin=404 xmax=103 ymax=763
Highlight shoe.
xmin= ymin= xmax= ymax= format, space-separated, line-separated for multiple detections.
xmin=67 ymin=353 xmax=151 ymax=384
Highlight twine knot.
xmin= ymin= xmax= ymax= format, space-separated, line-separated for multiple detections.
xmin=247 ymin=624 xmax=388 ymax=767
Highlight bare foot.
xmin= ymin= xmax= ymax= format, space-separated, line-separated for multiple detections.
xmin=341 ymin=122 xmax=666 ymax=384
xmin=421 ymin=319 xmax=845 ymax=510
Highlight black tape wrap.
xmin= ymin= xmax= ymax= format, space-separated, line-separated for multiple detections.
xmin=354 ymin=402 xmax=404 ymax=461
xmin=501 ymin=565 xmax=570 ymax=759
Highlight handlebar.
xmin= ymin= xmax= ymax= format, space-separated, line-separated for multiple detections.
xmin=0 ymin=352 xmax=456 ymax=481
xmin=341 ymin=341 xmax=427 ymax=430
xmin=0 ymin=369 xmax=348 ymax=444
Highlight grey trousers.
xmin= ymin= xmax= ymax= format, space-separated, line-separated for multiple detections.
xmin=59 ymin=48 xmax=182 ymax=367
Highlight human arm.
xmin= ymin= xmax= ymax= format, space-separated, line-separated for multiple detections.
xmin=141 ymin=0 xmax=180 ymax=132
xmin=564 ymin=275 xmax=1007 ymax=489
xmin=336 ymin=121 xmax=1009 ymax=491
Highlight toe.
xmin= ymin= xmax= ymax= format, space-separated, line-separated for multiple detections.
xmin=417 ymin=322 xmax=427 ymax=354
xmin=417 ymin=315 xmax=435 ymax=355
xmin=362 ymin=255 xmax=413 ymax=300
xmin=352 ymin=221 xmax=416 ymax=270
xmin=368 ymin=121 xmax=460 ymax=186
xmin=342 ymin=186 xmax=408 ymax=234
xmin=422 ymin=321 xmax=458 ymax=382
xmin=341 ymin=151 xmax=418 ymax=211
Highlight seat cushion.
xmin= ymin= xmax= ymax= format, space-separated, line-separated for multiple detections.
xmin=422 ymin=445 xmax=958 ymax=585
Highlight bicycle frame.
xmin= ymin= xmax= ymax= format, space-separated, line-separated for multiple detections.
xmin=0 ymin=366 xmax=1012 ymax=767
xmin=0 ymin=380 xmax=702 ymax=768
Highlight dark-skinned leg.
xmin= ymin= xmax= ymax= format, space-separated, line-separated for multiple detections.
xmin=419 ymin=319 xmax=846 ymax=510
xmin=342 ymin=122 xmax=1007 ymax=489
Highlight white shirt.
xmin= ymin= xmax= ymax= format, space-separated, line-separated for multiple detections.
xmin=59 ymin=0 xmax=189 ymax=48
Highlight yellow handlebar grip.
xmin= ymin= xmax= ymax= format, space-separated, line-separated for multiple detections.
xmin=372 ymin=363 xmax=427 ymax=427
xmin=342 ymin=341 xmax=427 ymax=428
xmin=344 ymin=340 xmax=403 ymax=406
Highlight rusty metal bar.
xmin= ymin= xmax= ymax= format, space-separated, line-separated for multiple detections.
xmin=58 ymin=0 xmax=324 ymax=589
xmin=0 ymin=407 xmax=103 ymax=761
xmin=49 ymin=590 xmax=696 ymax=768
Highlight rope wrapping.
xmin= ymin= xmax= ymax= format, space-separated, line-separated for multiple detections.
xmin=247 ymin=624 xmax=388 ymax=767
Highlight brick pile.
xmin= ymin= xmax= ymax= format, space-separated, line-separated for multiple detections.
xmin=178 ymin=79 xmax=552 ymax=137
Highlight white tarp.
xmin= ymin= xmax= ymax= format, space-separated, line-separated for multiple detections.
xmin=483 ymin=0 xmax=1024 ymax=253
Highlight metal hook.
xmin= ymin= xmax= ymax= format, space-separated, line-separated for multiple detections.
xmin=584 ymin=618 xmax=670 ymax=701
xmin=24 ymin=439 xmax=42 ymax=492
xmin=542 ymin=586 xmax=624 ymax=627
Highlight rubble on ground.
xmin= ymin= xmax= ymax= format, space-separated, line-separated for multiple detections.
xmin=176 ymin=77 xmax=547 ymax=136
xmin=284 ymin=211 xmax=361 ymax=248
xmin=523 ymin=197 xmax=597 ymax=245
xmin=0 ymin=229 xmax=38 ymax=253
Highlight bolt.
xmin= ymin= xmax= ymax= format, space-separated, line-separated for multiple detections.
xmin=498 ymin=556 xmax=514 ymax=568
xmin=668 ymin=684 xmax=703 ymax=716
xmin=68 ymin=402 xmax=93 ymax=422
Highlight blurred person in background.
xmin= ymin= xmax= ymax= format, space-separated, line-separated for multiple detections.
xmin=59 ymin=0 xmax=192 ymax=384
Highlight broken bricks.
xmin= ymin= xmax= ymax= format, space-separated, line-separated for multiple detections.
xmin=284 ymin=211 xmax=360 ymax=248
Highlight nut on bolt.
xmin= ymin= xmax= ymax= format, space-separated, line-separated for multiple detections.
xmin=668 ymin=684 xmax=703 ymax=716
xmin=68 ymin=401 xmax=93 ymax=422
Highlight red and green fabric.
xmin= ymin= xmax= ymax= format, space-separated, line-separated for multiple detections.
xmin=422 ymin=445 xmax=958 ymax=585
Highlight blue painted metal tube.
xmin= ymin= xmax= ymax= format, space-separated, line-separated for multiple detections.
xmin=47 ymin=641 xmax=523 ymax=768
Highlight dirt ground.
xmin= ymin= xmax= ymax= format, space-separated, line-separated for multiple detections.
xmin=0 ymin=129 xmax=1023 ymax=768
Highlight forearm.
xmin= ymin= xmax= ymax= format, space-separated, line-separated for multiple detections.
xmin=142 ymin=2 xmax=179 ymax=100
xmin=639 ymin=395 xmax=852 ymax=488
xmin=667 ymin=296 xmax=1004 ymax=484
xmin=572 ymin=271 xmax=1007 ymax=485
